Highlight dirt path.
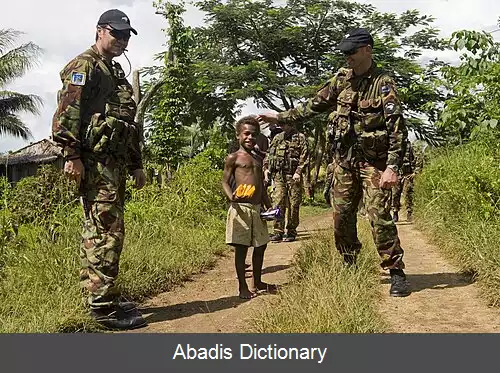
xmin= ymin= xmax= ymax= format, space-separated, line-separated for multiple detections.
xmin=380 ymin=214 xmax=500 ymax=333
xmin=129 ymin=213 xmax=331 ymax=333
xmin=129 ymin=211 xmax=499 ymax=333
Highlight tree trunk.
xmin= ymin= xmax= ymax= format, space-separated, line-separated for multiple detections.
xmin=132 ymin=70 xmax=141 ymax=104
xmin=312 ymin=126 xmax=326 ymax=189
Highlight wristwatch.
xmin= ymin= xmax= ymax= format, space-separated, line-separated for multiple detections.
xmin=387 ymin=165 xmax=399 ymax=173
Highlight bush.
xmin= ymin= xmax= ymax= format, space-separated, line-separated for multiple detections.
xmin=6 ymin=165 xmax=78 ymax=226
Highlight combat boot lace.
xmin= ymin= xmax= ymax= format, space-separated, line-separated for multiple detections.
xmin=389 ymin=269 xmax=411 ymax=297
xmin=90 ymin=306 xmax=147 ymax=330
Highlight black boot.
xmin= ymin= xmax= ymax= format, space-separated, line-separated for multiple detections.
xmin=270 ymin=233 xmax=283 ymax=242
xmin=282 ymin=232 xmax=296 ymax=242
xmin=116 ymin=296 xmax=140 ymax=314
xmin=389 ymin=269 xmax=411 ymax=297
xmin=392 ymin=211 xmax=399 ymax=223
xmin=90 ymin=306 xmax=147 ymax=330
xmin=406 ymin=212 xmax=413 ymax=222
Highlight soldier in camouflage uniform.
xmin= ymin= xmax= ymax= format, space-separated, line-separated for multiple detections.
xmin=391 ymin=139 xmax=417 ymax=223
xmin=258 ymin=28 xmax=410 ymax=297
xmin=264 ymin=123 xmax=309 ymax=242
xmin=323 ymin=160 xmax=335 ymax=207
xmin=52 ymin=9 xmax=147 ymax=329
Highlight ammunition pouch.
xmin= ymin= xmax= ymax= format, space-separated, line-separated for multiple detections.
xmin=85 ymin=112 xmax=130 ymax=157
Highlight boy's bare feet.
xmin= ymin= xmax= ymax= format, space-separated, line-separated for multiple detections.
xmin=252 ymin=282 xmax=279 ymax=294
xmin=239 ymin=288 xmax=257 ymax=299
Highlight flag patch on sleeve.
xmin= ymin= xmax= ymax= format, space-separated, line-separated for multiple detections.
xmin=70 ymin=72 xmax=86 ymax=86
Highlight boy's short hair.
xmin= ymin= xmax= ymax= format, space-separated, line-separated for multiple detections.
xmin=235 ymin=115 xmax=260 ymax=135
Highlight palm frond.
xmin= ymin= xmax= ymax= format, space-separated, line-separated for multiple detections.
xmin=0 ymin=113 xmax=32 ymax=140
xmin=0 ymin=42 xmax=43 ymax=87
xmin=0 ymin=91 xmax=42 ymax=117
xmin=0 ymin=29 xmax=23 ymax=54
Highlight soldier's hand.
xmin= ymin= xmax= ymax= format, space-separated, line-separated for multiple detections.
xmin=64 ymin=158 xmax=85 ymax=187
xmin=323 ymin=189 xmax=331 ymax=207
xmin=379 ymin=167 xmax=399 ymax=189
xmin=292 ymin=172 xmax=301 ymax=182
xmin=257 ymin=112 xmax=279 ymax=125
xmin=264 ymin=169 xmax=270 ymax=184
xmin=133 ymin=169 xmax=146 ymax=190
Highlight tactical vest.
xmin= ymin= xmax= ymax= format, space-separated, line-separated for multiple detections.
xmin=268 ymin=131 xmax=302 ymax=174
xmin=331 ymin=69 xmax=392 ymax=163
xmin=81 ymin=48 xmax=137 ymax=158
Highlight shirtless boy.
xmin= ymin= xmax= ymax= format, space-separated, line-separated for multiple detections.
xmin=222 ymin=116 xmax=276 ymax=299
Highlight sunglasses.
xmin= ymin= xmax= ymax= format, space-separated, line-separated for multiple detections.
xmin=102 ymin=27 xmax=131 ymax=41
xmin=343 ymin=47 xmax=359 ymax=56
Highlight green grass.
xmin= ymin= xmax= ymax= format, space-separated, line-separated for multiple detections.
xmin=0 ymin=156 xmax=229 ymax=332
xmin=252 ymin=217 xmax=385 ymax=333
xmin=414 ymin=137 xmax=500 ymax=306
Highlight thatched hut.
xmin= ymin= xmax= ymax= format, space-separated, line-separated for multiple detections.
xmin=0 ymin=139 xmax=63 ymax=183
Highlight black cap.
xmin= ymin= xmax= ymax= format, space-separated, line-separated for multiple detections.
xmin=337 ymin=28 xmax=373 ymax=52
xmin=97 ymin=9 xmax=137 ymax=35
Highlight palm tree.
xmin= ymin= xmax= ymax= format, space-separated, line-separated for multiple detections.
xmin=0 ymin=29 xmax=42 ymax=140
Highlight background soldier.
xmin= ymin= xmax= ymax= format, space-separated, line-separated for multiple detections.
xmin=323 ymin=160 xmax=335 ymax=207
xmin=392 ymin=139 xmax=415 ymax=222
xmin=52 ymin=9 xmax=147 ymax=329
xmin=264 ymin=123 xmax=309 ymax=243
xmin=258 ymin=28 xmax=411 ymax=297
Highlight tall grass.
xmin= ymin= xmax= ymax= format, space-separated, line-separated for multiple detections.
xmin=0 ymin=155 xmax=228 ymax=332
xmin=252 ymin=218 xmax=385 ymax=333
xmin=414 ymin=136 xmax=500 ymax=306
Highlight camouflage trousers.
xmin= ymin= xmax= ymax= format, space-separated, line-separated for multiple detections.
xmin=79 ymin=156 xmax=127 ymax=308
xmin=392 ymin=173 xmax=414 ymax=214
xmin=272 ymin=173 xmax=303 ymax=236
xmin=333 ymin=161 xmax=405 ymax=269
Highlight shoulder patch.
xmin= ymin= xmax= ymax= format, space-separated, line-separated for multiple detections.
xmin=70 ymin=71 xmax=86 ymax=86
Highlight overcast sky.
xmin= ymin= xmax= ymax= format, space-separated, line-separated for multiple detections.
xmin=1 ymin=0 xmax=499 ymax=153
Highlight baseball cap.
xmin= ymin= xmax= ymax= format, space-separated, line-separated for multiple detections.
xmin=337 ymin=28 xmax=373 ymax=52
xmin=97 ymin=9 xmax=137 ymax=35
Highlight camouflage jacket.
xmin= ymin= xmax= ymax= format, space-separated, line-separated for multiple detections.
xmin=400 ymin=140 xmax=416 ymax=175
xmin=264 ymin=129 xmax=309 ymax=176
xmin=52 ymin=45 xmax=143 ymax=172
xmin=324 ymin=161 xmax=335 ymax=192
xmin=412 ymin=141 xmax=425 ymax=174
xmin=277 ymin=62 xmax=407 ymax=168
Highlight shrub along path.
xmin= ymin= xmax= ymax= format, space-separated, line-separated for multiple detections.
xmin=127 ymin=211 xmax=499 ymax=333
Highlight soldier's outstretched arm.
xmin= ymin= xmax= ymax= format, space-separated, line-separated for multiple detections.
xmin=259 ymin=76 xmax=340 ymax=127
xmin=278 ymin=77 xmax=339 ymax=126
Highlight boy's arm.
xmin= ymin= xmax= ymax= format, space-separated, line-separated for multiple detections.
xmin=222 ymin=154 xmax=237 ymax=201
